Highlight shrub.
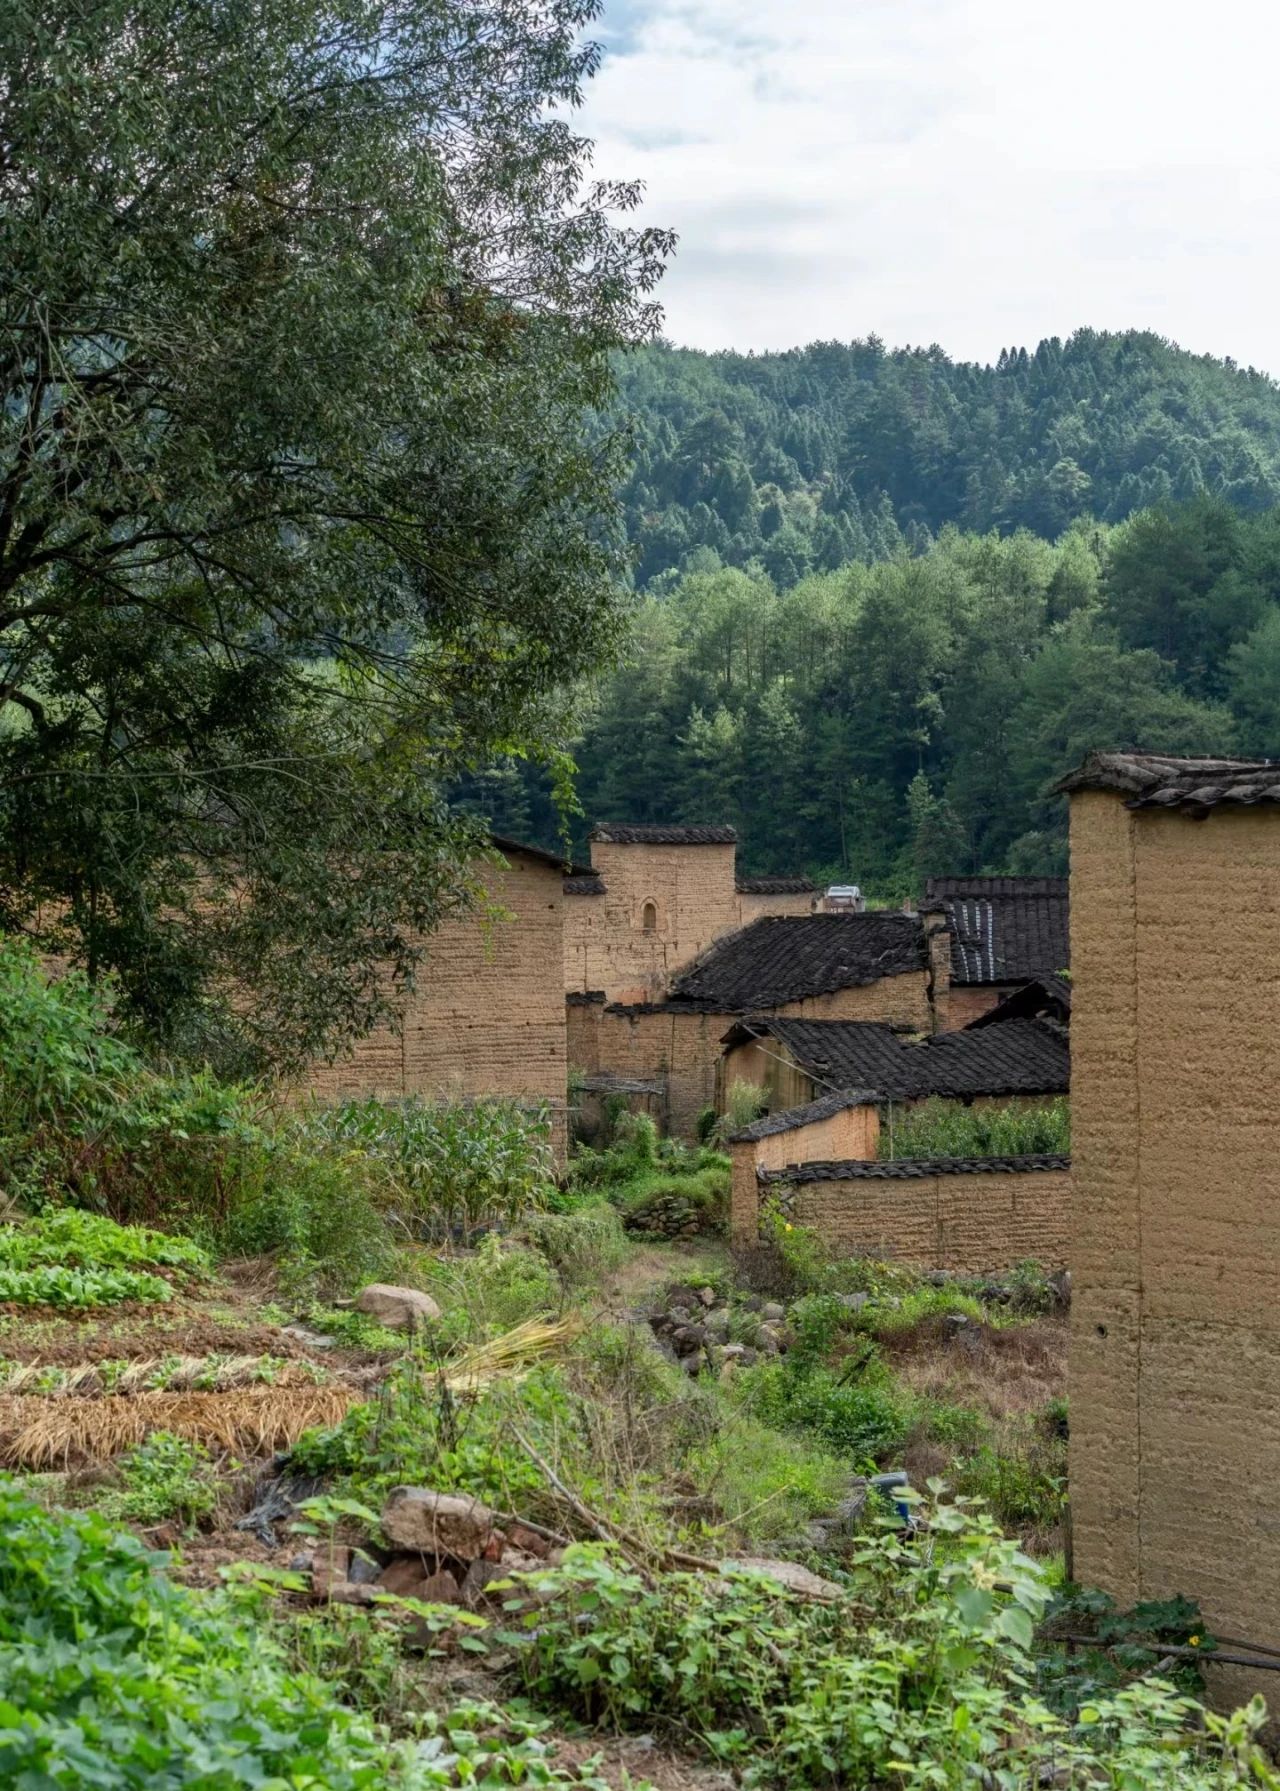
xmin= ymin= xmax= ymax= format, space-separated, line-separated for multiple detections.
xmin=409 ymin=1236 xmax=559 ymax=1343
xmin=0 ymin=1482 xmax=622 ymax=1787
xmin=740 ymin=1355 xmax=915 ymax=1464
xmin=686 ymin=1414 xmax=848 ymax=1543
xmin=879 ymin=1096 xmax=1070 ymax=1161
xmin=301 ymin=1095 xmax=555 ymax=1240
xmin=513 ymin=1509 xmax=1272 ymax=1789
xmin=523 ymin=1201 xmax=629 ymax=1286
xmin=99 ymin=1432 xmax=221 ymax=1527
xmin=715 ymin=1078 xmax=767 ymax=1142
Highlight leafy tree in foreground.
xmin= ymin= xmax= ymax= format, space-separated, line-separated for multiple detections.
xmin=0 ymin=0 xmax=670 ymax=1072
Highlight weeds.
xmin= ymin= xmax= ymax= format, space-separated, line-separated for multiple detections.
xmin=99 ymin=1431 xmax=221 ymax=1527
xmin=880 ymin=1095 xmax=1070 ymax=1160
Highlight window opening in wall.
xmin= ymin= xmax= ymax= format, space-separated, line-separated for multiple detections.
xmin=641 ymin=900 xmax=658 ymax=933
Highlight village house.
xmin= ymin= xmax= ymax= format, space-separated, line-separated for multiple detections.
xmin=562 ymin=824 xmax=815 ymax=1006
xmin=1061 ymin=751 xmax=1280 ymax=1707
xmin=305 ymin=836 xmax=571 ymax=1161
xmin=573 ymin=909 xmax=942 ymax=1139
xmin=922 ymin=876 xmax=1069 ymax=1029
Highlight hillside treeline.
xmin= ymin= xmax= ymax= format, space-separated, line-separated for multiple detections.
xmin=618 ymin=332 xmax=1280 ymax=588
xmin=472 ymin=498 xmax=1280 ymax=892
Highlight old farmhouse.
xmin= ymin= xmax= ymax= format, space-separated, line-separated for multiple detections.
xmin=1062 ymin=751 xmax=1280 ymax=1706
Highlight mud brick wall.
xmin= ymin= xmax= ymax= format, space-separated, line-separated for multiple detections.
xmin=736 ymin=1159 xmax=1070 ymax=1266
xmin=730 ymin=1105 xmax=880 ymax=1239
xmin=736 ymin=887 xmax=816 ymax=927
xmin=939 ymin=985 xmax=1010 ymax=1030
xmin=305 ymin=849 xmax=568 ymax=1162
xmin=593 ymin=968 xmax=933 ymax=1143
xmin=566 ymin=994 xmax=603 ymax=1075
xmin=563 ymin=841 xmax=741 ymax=1003
xmin=1069 ymin=792 xmax=1280 ymax=1706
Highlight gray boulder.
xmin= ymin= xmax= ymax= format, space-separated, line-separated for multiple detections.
xmin=355 ymin=1284 xmax=441 ymax=1329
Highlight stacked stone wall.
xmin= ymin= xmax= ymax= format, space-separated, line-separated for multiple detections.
xmin=1069 ymin=793 xmax=1280 ymax=1707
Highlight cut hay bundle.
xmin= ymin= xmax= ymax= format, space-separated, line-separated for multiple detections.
xmin=441 ymin=1314 xmax=584 ymax=1395
xmin=0 ymin=1384 xmax=356 ymax=1468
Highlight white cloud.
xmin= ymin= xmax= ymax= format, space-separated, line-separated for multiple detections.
xmin=580 ymin=0 xmax=1280 ymax=370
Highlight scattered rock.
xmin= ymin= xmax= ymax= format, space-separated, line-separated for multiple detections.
xmin=680 ymin=1353 xmax=702 ymax=1377
xmin=506 ymin=1521 xmax=553 ymax=1559
xmin=836 ymin=1291 xmax=869 ymax=1313
xmin=672 ymin=1323 xmax=707 ymax=1351
xmin=288 ymin=1550 xmax=315 ymax=1574
xmin=328 ymin=1582 xmax=378 ymax=1606
xmin=382 ymin=1488 xmax=493 ymax=1560
xmin=461 ymin=1557 xmax=509 ymax=1608
xmin=482 ymin=1527 xmax=509 ymax=1562
xmin=1049 ymin=1268 xmax=1071 ymax=1305
xmin=348 ymin=1549 xmax=384 ymax=1585
xmin=354 ymin=1284 xmax=442 ymax=1329
xmin=761 ymin=1302 xmax=786 ymax=1322
xmin=720 ymin=1556 xmax=845 ymax=1602
xmin=312 ymin=1544 xmax=351 ymax=1598
xmin=379 ymin=1555 xmax=432 ymax=1596
xmin=721 ymin=1341 xmax=747 ymax=1360
xmin=421 ymin=1568 xmax=463 ymax=1605
xmin=281 ymin=1323 xmax=337 ymax=1350
xmin=698 ymin=1285 xmax=717 ymax=1308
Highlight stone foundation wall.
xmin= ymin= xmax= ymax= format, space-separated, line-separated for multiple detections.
xmin=1069 ymin=790 xmax=1280 ymax=1708
xmin=733 ymin=1156 xmax=1070 ymax=1269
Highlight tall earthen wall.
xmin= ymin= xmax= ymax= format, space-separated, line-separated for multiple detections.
xmin=736 ymin=888 xmax=816 ymax=927
xmin=563 ymin=841 xmax=740 ymax=1003
xmin=1069 ymin=792 xmax=1280 ymax=1701
xmin=305 ymin=850 xmax=568 ymax=1160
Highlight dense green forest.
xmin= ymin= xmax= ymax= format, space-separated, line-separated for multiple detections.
xmin=616 ymin=331 xmax=1280 ymax=587
xmin=461 ymin=331 xmax=1280 ymax=891
xmin=468 ymin=492 xmax=1280 ymax=892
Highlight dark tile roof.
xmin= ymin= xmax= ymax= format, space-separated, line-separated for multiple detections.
xmin=563 ymin=873 xmax=606 ymax=895
xmin=926 ymin=878 xmax=1069 ymax=986
xmin=736 ymin=876 xmax=817 ymax=895
xmin=490 ymin=834 xmax=568 ymax=872
xmin=921 ymin=1018 xmax=1069 ymax=1097
xmin=724 ymin=1017 xmax=919 ymax=1094
xmin=590 ymin=823 xmax=737 ymax=845
xmin=724 ymin=1015 xmax=1068 ymax=1101
xmin=964 ymin=976 xmax=1071 ymax=1030
xmin=924 ymin=876 xmax=1067 ymax=901
xmin=672 ymin=913 xmax=927 ymax=1009
xmin=729 ymin=1087 xmax=881 ymax=1143
xmin=576 ymin=1072 xmax=665 ymax=1095
xmin=759 ymin=1153 xmax=1069 ymax=1184
xmin=1058 ymin=752 xmax=1280 ymax=812
xmin=566 ymin=990 xmax=606 ymax=1006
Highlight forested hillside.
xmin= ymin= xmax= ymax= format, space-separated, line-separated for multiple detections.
xmin=470 ymin=497 xmax=1280 ymax=893
xmin=618 ymin=331 xmax=1280 ymax=587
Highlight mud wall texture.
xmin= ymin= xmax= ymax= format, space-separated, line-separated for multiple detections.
xmin=732 ymin=1161 xmax=1070 ymax=1266
xmin=1069 ymin=791 xmax=1280 ymax=1706
xmin=736 ymin=887 xmax=817 ymax=927
xmin=940 ymin=985 xmax=1010 ymax=1030
xmin=304 ymin=850 xmax=568 ymax=1159
xmin=563 ymin=842 xmax=740 ymax=1003
xmin=590 ymin=970 xmax=932 ymax=1142
xmin=729 ymin=1106 xmax=881 ymax=1239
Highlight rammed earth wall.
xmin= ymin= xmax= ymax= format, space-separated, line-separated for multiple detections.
xmin=735 ymin=1155 xmax=1070 ymax=1270
xmin=592 ymin=971 xmax=934 ymax=1142
xmin=304 ymin=848 xmax=568 ymax=1163
xmin=1068 ymin=788 xmax=1280 ymax=1709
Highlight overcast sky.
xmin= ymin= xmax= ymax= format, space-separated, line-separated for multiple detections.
xmin=579 ymin=0 xmax=1280 ymax=372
